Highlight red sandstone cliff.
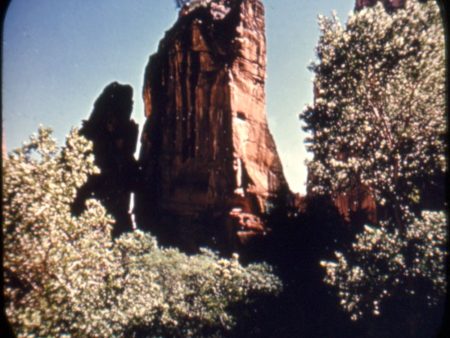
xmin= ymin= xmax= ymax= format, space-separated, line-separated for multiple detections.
xmin=134 ymin=0 xmax=289 ymax=251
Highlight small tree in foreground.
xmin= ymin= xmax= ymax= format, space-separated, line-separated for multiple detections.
xmin=301 ymin=0 xmax=446 ymax=321
xmin=3 ymin=127 xmax=281 ymax=337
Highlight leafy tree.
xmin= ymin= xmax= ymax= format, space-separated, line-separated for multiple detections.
xmin=301 ymin=0 xmax=446 ymax=320
xmin=3 ymin=127 xmax=281 ymax=337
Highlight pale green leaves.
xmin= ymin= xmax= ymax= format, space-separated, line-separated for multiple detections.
xmin=304 ymin=0 xmax=447 ymax=321
xmin=3 ymin=127 xmax=281 ymax=337
xmin=303 ymin=0 xmax=445 ymax=209
xmin=320 ymin=212 xmax=447 ymax=320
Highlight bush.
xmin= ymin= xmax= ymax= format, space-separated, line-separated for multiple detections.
xmin=3 ymin=127 xmax=281 ymax=337
xmin=320 ymin=211 xmax=447 ymax=321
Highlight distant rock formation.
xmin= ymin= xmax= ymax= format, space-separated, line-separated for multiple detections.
xmin=355 ymin=0 xmax=406 ymax=11
xmin=305 ymin=170 xmax=377 ymax=232
xmin=332 ymin=185 xmax=377 ymax=227
xmin=73 ymin=82 xmax=139 ymax=237
xmin=134 ymin=0 xmax=289 ymax=252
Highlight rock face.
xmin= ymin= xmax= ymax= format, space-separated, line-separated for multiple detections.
xmin=332 ymin=185 xmax=377 ymax=227
xmin=306 ymin=169 xmax=377 ymax=231
xmin=73 ymin=82 xmax=139 ymax=237
xmin=134 ymin=0 xmax=288 ymax=252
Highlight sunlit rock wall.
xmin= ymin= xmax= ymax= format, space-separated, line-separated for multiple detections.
xmin=135 ymin=0 xmax=289 ymax=251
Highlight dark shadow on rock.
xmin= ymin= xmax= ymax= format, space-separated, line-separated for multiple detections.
xmin=72 ymin=82 xmax=139 ymax=237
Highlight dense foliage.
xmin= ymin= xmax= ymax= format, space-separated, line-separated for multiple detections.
xmin=3 ymin=127 xmax=281 ymax=337
xmin=320 ymin=211 xmax=446 ymax=321
xmin=301 ymin=0 xmax=446 ymax=320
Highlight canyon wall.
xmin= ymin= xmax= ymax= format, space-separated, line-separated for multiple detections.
xmin=134 ymin=0 xmax=289 ymax=251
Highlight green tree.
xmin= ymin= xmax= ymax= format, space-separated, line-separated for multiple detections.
xmin=3 ymin=127 xmax=281 ymax=337
xmin=301 ymin=1 xmax=446 ymax=320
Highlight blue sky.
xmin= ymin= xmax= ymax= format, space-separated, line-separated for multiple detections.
xmin=3 ymin=0 xmax=354 ymax=193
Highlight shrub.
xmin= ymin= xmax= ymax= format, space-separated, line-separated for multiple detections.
xmin=3 ymin=127 xmax=281 ymax=337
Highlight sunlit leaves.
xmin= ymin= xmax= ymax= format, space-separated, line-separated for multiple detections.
xmin=302 ymin=1 xmax=445 ymax=211
xmin=3 ymin=127 xmax=281 ymax=337
xmin=3 ymin=127 xmax=117 ymax=337
xmin=303 ymin=0 xmax=447 ymax=320
xmin=320 ymin=212 xmax=447 ymax=320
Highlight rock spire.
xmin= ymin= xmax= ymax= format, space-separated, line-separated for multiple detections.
xmin=134 ymin=0 xmax=289 ymax=251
